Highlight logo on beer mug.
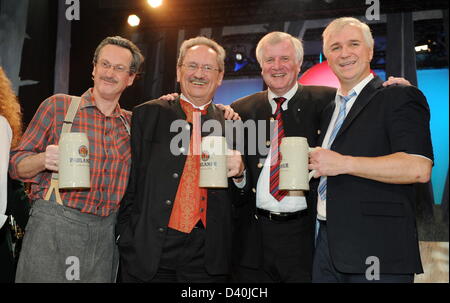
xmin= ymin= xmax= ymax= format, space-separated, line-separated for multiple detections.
xmin=78 ymin=145 xmax=88 ymax=158
xmin=201 ymin=152 xmax=210 ymax=162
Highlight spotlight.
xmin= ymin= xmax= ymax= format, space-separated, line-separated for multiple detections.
xmin=147 ymin=0 xmax=163 ymax=8
xmin=233 ymin=52 xmax=248 ymax=72
xmin=415 ymin=44 xmax=429 ymax=52
xmin=128 ymin=14 xmax=140 ymax=27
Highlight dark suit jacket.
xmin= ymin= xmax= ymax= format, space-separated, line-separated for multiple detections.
xmin=320 ymin=76 xmax=433 ymax=274
xmin=230 ymin=85 xmax=336 ymax=269
xmin=116 ymin=98 xmax=234 ymax=281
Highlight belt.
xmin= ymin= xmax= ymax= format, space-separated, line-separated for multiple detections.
xmin=256 ymin=208 xmax=308 ymax=222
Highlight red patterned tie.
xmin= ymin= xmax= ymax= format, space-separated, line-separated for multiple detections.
xmin=168 ymin=99 xmax=208 ymax=233
xmin=269 ymin=97 xmax=288 ymax=201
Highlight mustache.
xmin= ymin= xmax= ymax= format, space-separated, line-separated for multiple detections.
xmin=100 ymin=76 xmax=118 ymax=84
xmin=189 ymin=77 xmax=208 ymax=84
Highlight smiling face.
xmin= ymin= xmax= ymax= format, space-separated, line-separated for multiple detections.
xmin=324 ymin=24 xmax=373 ymax=93
xmin=260 ymin=39 xmax=301 ymax=96
xmin=176 ymin=44 xmax=224 ymax=106
xmin=91 ymin=44 xmax=136 ymax=102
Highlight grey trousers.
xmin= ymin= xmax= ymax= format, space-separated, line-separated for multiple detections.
xmin=15 ymin=199 xmax=119 ymax=283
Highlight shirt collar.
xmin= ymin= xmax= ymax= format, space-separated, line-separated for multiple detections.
xmin=337 ymin=73 xmax=374 ymax=99
xmin=180 ymin=93 xmax=212 ymax=110
xmin=81 ymin=88 xmax=125 ymax=118
xmin=268 ymin=82 xmax=298 ymax=113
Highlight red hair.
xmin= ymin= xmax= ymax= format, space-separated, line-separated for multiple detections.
xmin=0 ymin=67 xmax=22 ymax=148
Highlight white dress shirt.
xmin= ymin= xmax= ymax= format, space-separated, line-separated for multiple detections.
xmin=0 ymin=115 xmax=12 ymax=229
xmin=180 ymin=93 xmax=211 ymax=110
xmin=316 ymin=73 xmax=374 ymax=220
xmin=236 ymin=83 xmax=308 ymax=213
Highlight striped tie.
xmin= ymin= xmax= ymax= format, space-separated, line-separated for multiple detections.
xmin=269 ymin=97 xmax=288 ymax=201
xmin=318 ymin=91 xmax=357 ymax=201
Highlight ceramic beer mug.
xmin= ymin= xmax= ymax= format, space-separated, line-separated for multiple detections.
xmin=199 ymin=136 xmax=228 ymax=188
xmin=279 ymin=136 xmax=315 ymax=191
xmin=58 ymin=132 xmax=90 ymax=189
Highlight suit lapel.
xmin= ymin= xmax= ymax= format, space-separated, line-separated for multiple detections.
xmin=285 ymin=86 xmax=304 ymax=135
xmin=170 ymin=97 xmax=187 ymax=120
xmin=336 ymin=76 xmax=384 ymax=138
xmin=205 ymin=102 xmax=224 ymax=121
xmin=256 ymin=91 xmax=272 ymax=120
xmin=254 ymin=91 xmax=272 ymax=143
xmin=319 ymin=101 xmax=335 ymax=145
xmin=202 ymin=103 xmax=226 ymax=136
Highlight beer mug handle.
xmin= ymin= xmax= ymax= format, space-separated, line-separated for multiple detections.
xmin=308 ymin=147 xmax=316 ymax=181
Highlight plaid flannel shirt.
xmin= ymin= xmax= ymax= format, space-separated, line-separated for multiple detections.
xmin=9 ymin=89 xmax=131 ymax=216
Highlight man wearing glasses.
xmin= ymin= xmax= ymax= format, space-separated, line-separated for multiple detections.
xmin=116 ymin=36 xmax=244 ymax=282
xmin=9 ymin=36 xmax=144 ymax=282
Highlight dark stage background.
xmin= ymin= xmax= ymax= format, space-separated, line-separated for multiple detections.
xmin=0 ymin=0 xmax=448 ymax=283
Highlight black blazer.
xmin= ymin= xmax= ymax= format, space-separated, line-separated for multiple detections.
xmin=116 ymin=98 xmax=234 ymax=281
xmin=320 ymin=76 xmax=433 ymax=274
xmin=230 ymin=85 xmax=336 ymax=269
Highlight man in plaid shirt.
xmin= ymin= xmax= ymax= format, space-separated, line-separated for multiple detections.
xmin=9 ymin=36 xmax=144 ymax=282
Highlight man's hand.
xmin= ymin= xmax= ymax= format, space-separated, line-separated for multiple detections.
xmin=216 ymin=104 xmax=240 ymax=121
xmin=382 ymin=76 xmax=411 ymax=87
xmin=308 ymin=147 xmax=350 ymax=178
xmin=159 ymin=93 xmax=179 ymax=101
xmin=44 ymin=145 xmax=59 ymax=172
xmin=226 ymin=149 xmax=245 ymax=178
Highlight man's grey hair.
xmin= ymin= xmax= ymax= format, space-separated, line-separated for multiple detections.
xmin=177 ymin=36 xmax=226 ymax=72
xmin=93 ymin=36 xmax=144 ymax=74
xmin=255 ymin=32 xmax=304 ymax=67
xmin=322 ymin=17 xmax=374 ymax=56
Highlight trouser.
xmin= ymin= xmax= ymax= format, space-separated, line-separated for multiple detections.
xmin=312 ymin=220 xmax=414 ymax=283
xmin=233 ymin=211 xmax=314 ymax=283
xmin=15 ymin=199 xmax=118 ymax=283
xmin=121 ymin=223 xmax=228 ymax=283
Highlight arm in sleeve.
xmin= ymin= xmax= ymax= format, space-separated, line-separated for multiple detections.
xmin=310 ymin=86 xmax=433 ymax=184
xmin=9 ymin=97 xmax=56 ymax=182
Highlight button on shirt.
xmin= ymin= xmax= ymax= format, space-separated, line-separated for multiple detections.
xmin=316 ymin=73 xmax=374 ymax=220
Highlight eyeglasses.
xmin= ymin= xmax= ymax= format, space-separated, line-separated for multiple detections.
xmin=97 ymin=60 xmax=131 ymax=73
xmin=181 ymin=63 xmax=220 ymax=73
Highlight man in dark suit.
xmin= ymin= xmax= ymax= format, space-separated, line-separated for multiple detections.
xmin=229 ymin=31 xmax=409 ymax=283
xmin=230 ymin=32 xmax=336 ymax=282
xmin=117 ymin=36 xmax=244 ymax=282
xmin=309 ymin=17 xmax=433 ymax=283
